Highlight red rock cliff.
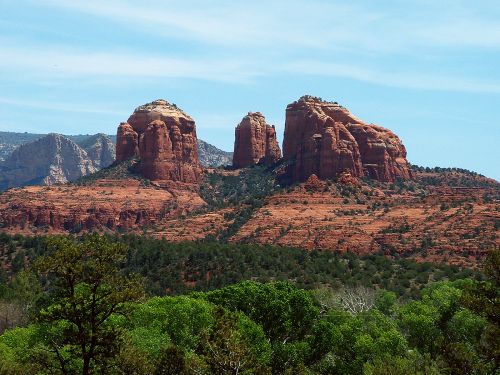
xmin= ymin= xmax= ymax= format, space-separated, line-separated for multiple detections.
xmin=116 ymin=122 xmax=139 ymax=162
xmin=283 ymin=96 xmax=412 ymax=182
xmin=115 ymin=100 xmax=202 ymax=183
xmin=233 ymin=112 xmax=281 ymax=168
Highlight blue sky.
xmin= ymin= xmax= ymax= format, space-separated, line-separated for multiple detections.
xmin=0 ymin=0 xmax=499 ymax=179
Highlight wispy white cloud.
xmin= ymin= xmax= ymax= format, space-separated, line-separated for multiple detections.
xmin=415 ymin=20 xmax=500 ymax=49
xmin=284 ymin=61 xmax=500 ymax=94
xmin=36 ymin=0 xmax=500 ymax=52
xmin=0 ymin=44 xmax=258 ymax=83
xmin=1 ymin=43 xmax=499 ymax=94
xmin=36 ymin=0 xmax=278 ymax=47
xmin=0 ymin=97 xmax=126 ymax=115
xmin=2 ymin=0 xmax=500 ymax=94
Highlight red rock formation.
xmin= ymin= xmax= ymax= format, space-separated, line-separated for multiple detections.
xmin=346 ymin=123 xmax=412 ymax=181
xmin=0 ymin=169 xmax=497 ymax=268
xmin=337 ymin=170 xmax=361 ymax=186
xmin=233 ymin=112 xmax=281 ymax=168
xmin=116 ymin=100 xmax=202 ymax=183
xmin=283 ymin=95 xmax=412 ymax=182
xmin=0 ymin=179 xmax=205 ymax=234
xmin=264 ymin=123 xmax=281 ymax=165
xmin=116 ymin=122 xmax=139 ymax=162
xmin=303 ymin=174 xmax=327 ymax=191
xmin=284 ymin=98 xmax=363 ymax=181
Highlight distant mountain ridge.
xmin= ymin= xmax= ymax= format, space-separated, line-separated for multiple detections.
xmin=197 ymin=139 xmax=232 ymax=168
xmin=0 ymin=132 xmax=45 ymax=161
xmin=78 ymin=133 xmax=116 ymax=169
xmin=0 ymin=133 xmax=116 ymax=190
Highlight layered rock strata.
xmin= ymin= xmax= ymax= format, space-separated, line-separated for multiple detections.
xmin=116 ymin=99 xmax=202 ymax=183
xmin=283 ymin=95 xmax=412 ymax=182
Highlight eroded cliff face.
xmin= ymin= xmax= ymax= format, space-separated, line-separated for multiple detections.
xmin=346 ymin=123 xmax=412 ymax=181
xmin=233 ymin=112 xmax=281 ymax=168
xmin=116 ymin=123 xmax=139 ymax=162
xmin=80 ymin=133 xmax=116 ymax=169
xmin=0 ymin=179 xmax=205 ymax=234
xmin=0 ymin=133 xmax=98 ymax=189
xmin=283 ymin=96 xmax=412 ymax=182
xmin=116 ymin=99 xmax=202 ymax=183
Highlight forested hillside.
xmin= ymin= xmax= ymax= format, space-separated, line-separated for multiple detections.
xmin=0 ymin=235 xmax=498 ymax=374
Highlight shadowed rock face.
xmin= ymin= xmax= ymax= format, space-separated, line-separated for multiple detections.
xmin=283 ymin=96 xmax=412 ymax=182
xmin=116 ymin=99 xmax=202 ymax=183
xmin=116 ymin=123 xmax=139 ymax=162
xmin=232 ymin=112 xmax=281 ymax=168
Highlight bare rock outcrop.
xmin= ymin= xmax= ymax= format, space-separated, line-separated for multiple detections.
xmin=0 ymin=133 xmax=97 ymax=189
xmin=116 ymin=123 xmax=139 ymax=162
xmin=303 ymin=174 xmax=327 ymax=191
xmin=337 ymin=170 xmax=361 ymax=186
xmin=197 ymin=139 xmax=232 ymax=167
xmin=233 ymin=112 xmax=281 ymax=168
xmin=0 ymin=179 xmax=205 ymax=233
xmin=79 ymin=133 xmax=116 ymax=169
xmin=346 ymin=123 xmax=412 ymax=181
xmin=116 ymin=99 xmax=202 ymax=184
xmin=283 ymin=96 xmax=412 ymax=182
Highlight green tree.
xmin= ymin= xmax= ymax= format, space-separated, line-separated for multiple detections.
xmin=35 ymin=235 xmax=144 ymax=375
xmin=363 ymin=352 xmax=442 ymax=375
xmin=312 ymin=309 xmax=408 ymax=374
xmin=461 ymin=249 xmax=500 ymax=373
xmin=154 ymin=346 xmax=188 ymax=375
xmin=374 ymin=290 xmax=397 ymax=315
xmin=199 ymin=281 xmax=320 ymax=343
xmin=126 ymin=296 xmax=214 ymax=357
xmin=201 ymin=306 xmax=271 ymax=375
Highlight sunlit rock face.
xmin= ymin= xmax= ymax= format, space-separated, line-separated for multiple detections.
xmin=232 ymin=112 xmax=281 ymax=168
xmin=283 ymin=95 xmax=412 ymax=182
xmin=116 ymin=99 xmax=202 ymax=183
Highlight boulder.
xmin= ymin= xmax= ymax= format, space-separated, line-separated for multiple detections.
xmin=304 ymin=174 xmax=327 ymax=191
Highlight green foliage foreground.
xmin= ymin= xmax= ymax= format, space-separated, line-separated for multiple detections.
xmin=0 ymin=236 xmax=498 ymax=374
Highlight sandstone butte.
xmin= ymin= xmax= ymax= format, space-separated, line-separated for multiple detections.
xmin=116 ymin=99 xmax=203 ymax=184
xmin=0 ymin=170 xmax=497 ymax=268
xmin=0 ymin=97 xmax=498 ymax=269
xmin=232 ymin=112 xmax=281 ymax=168
xmin=283 ymin=95 xmax=413 ymax=182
